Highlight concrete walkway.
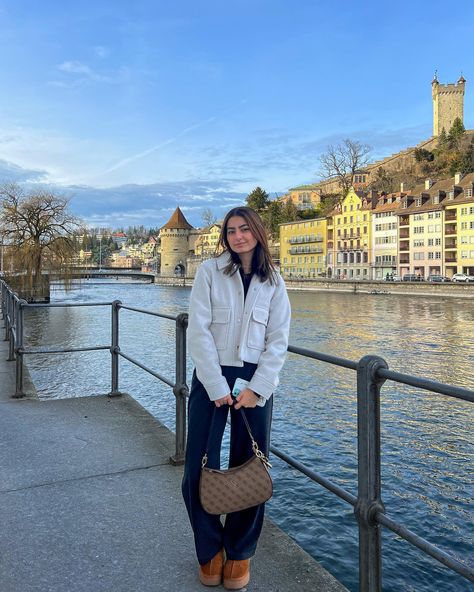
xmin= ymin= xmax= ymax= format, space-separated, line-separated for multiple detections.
xmin=0 ymin=329 xmax=347 ymax=591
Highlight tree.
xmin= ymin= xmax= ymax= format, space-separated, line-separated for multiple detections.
xmin=447 ymin=117 xmax=465 ymax=151
xmin=437 ymin=127 xmax=448 ymax=150
xmin=369 ymin=167 xmax=397 ymax=194
xmin=262 ymin=200 xmax=283 ymax=239
xmin=201 ymin=208 xmax=217 ymax=227
xmin=0 ymin=184 xmax=82 ymax=297
xmin=281 ymin=197 xmax=299 ymax=222
xmin=459 ymin=138 xmax=474 ymax=174
xmin=319 ymin=139 xmax=371 ymax=198
xmin=246 ymin=187 xmax=269 ymax=212
xmin=414 ymin=148 xmax=434 ymax=163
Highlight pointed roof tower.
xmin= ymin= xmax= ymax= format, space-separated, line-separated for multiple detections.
xmin=161 ymin=206 xmax=193 ymax=230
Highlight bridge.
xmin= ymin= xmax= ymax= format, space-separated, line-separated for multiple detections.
xmin=52 ymin=268 xmax=156 ymax=283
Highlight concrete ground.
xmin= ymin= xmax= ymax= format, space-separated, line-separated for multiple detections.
xmin=0 ymin=328 xmax=347 ymax=592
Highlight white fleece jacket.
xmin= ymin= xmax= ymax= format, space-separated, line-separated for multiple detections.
xmin=187 ymin=252 xmax=291 ymax=401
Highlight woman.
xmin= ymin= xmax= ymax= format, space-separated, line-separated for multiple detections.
xmin=182 ymin=206 xmax=291 ymax=589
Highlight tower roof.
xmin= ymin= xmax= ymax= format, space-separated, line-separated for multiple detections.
xmin=161 ymin=207 xmax=193 ymax=230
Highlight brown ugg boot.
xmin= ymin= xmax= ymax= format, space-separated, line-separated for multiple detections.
xmin=223 ymin=559 xmax=250 ymax=590
xmin=198 ymin=549 xmax=224 ymax=586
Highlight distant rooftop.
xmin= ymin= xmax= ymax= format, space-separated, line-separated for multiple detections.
xmin=161 ymin=207 xmax=193 ymax=230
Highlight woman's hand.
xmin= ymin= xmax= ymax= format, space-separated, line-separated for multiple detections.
xmin=214 ymin=394 xmax=233 ymax=407
xmin=234 ymin=388 xmax=259 ymax=410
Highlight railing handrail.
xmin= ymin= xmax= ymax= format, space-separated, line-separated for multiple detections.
xmin=1 ymin=278 xmax=472 ymax=590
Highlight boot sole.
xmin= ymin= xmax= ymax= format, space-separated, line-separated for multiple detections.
xmin=198 ymin=572 xmax=222 ymax=587
xmin=223 ymin=572 xmax=250 ymax=590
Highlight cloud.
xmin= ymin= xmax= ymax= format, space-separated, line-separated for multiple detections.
xmin=52 ymin=60 xmax=129 ymax=86
xmin=0 ymin=158 xmax=48 ymax=183
xmin=65 ymin=179 xmax=249 ymax=228
xmin=93 ymin=46 xmax=111 ymax=59
xmin=95 ymin=116 xmax=218 ymax=178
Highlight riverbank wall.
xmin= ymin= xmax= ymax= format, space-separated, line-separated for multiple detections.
xmin=152 ymin=276 xmax=474 ymax=298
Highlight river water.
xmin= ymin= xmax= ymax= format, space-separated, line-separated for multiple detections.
xmin=23 ymin=280 xmax=473 ymax=592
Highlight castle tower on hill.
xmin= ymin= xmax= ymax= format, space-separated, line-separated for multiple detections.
xmin=159 ymin=207 xmax=194 ymax=277
xmin=432 ymin=73 xmax=466 ymax=136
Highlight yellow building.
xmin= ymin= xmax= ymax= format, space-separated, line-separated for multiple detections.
xmin=194 ymin=223 xmax=222 ymax=257
xmin=279 ymin=186 xmax=322 ymax=211
xmin=279 ymin=218 xmax=327 ymax=278
xmin=330 ymin=189 xmax=378 ymax=279
xmin=444 ymin=172 xmax=474 ymax=276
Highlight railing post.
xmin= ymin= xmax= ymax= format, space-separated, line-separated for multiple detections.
xmin=13 ymin=299 xmax=26 ymax=398
xmin=0 ymin=282 xmax=5 ymax=320
xmin=355 ymin=354 xmax=388 ymax=592
xmin=109 ymin=300 xmax=122 ymax=397
xmin=4 ymin=289 xmax=11 ymax=341
xmin=7 ymin=294 xmax=16 ymax=361
xmin=170 ymin=312 xmax=188 ymax=466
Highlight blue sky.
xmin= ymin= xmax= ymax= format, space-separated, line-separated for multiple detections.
xmin=0 ymin=0 xmax=473 ymax=229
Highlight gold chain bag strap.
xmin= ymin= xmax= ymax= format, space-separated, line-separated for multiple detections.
xmin=199 ymin=408 xmax=273 ymax=515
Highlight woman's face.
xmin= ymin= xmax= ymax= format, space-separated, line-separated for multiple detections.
xmin=226 ymin=215 xmax=258 ymax=258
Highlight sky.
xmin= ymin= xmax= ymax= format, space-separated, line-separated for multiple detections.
xmin=0 ymin=0 xmax=473 ymax=230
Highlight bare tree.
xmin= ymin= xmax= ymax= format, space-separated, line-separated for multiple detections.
xmin=319 ymin=139 xmax=371 ymax=198
xmin=0 ymin=183 xmax=83 ymax=297
xmin=201 ymin=208 xmax=217 ymax=228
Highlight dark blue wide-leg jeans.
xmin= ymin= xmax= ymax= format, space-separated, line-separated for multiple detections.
xmin=181 ymin=363 xmax=273 ymax=566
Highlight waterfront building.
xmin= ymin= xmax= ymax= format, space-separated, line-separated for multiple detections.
xmin=371 ymin=192 xmax=403 ymax=279
xmin=194 ymin=223 xmax=222 ymax=257
xmin=443 ymin=172 xmax=474 ymax=276
xmin=109 ymin=251 xmax=141 ymax=268
xmin=397 ymin=179 xmax=446 ymax=278
xmin=279 ymin=217 xmax=327 ymax=278
xmin=330 ymin=189 xmax=378 ymax=279
xmin=159 ymin=207 xmax=194 ymax=277
xmin=395 ymin=174 xmax=474 ymax=277
xmin=141 ymin=236 xmax=158 ymax=258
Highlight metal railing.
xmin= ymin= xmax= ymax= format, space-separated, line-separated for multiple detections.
xmin=1 ymin=278 xmax=473 ymax=591
xmin=1 ymin=281 xmax=187 ymax=465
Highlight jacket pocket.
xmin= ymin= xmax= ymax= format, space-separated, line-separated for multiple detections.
xmin=247 ymin=306 xmax=269 ymax=350
xmin=210 ymin=307 xmax=231 ymax=350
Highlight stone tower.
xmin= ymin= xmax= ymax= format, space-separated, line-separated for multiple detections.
xmin=432 ymin=73 xmax=466 ymax=136
xmin=159 ymin=207 xmax=194 ymax=277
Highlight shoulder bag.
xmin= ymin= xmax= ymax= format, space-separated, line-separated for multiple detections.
xmin=199 ymin=408 xmax=273 ymax=515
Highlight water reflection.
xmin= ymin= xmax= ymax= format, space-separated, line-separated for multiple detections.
xmin=24 ymin=283 xmax=474 ymax=592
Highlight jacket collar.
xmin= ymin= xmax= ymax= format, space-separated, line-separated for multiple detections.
xmin=216 ymin=251 xmax=234 ymax=271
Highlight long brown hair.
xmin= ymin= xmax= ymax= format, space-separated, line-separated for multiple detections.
xmin=216 ymin=206 xmax=276 ymax=283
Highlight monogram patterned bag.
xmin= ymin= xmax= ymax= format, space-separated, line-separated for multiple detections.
xmin=199 ymin=409 xmax=273 ymax=515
